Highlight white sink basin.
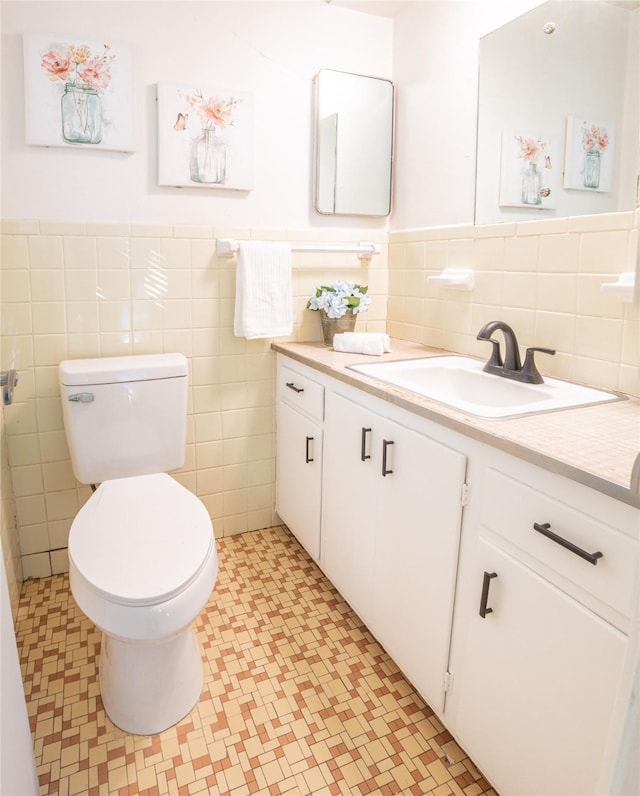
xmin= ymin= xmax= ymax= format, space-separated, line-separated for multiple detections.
xmin=348 ymin=356 xmax=621 ymax=418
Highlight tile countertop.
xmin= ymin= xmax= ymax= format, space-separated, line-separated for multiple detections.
xmin=272 ymin=339 xmax=640 ymax=509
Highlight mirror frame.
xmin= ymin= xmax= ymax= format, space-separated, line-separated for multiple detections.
xmin=313 ymin=68 xmax=394 ymax=218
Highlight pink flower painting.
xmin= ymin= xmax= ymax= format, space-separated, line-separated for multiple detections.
xmin=499 ymin=130 xmax=558 ymax=210
xmin=564 ymin=116 xmax=615 ymax=193
xmin=157 ymin=82 xmax=254 ymax=191
xmin=24 ymin=34 xmax=135 ymax=152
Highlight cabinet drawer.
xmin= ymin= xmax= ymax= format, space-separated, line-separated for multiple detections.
xmin=278 ymin=363 xmax=324 ymax=421
xmin=480 ymin=467 xmax=638 ymax=621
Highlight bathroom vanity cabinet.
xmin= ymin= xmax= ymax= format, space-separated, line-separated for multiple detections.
xmin=322 ymin=389 xmax=467 ymax=714
xmin=446 ymin=455 xmax=637 ymax=796
xmin=275 ymin=361 xmax=325 ymax=560
xmin=274 ymin=351 xmax=639 ymax=796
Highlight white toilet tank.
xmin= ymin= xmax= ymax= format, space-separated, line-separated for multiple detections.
xmin=59 ymin=353 xmax=188 ymax=484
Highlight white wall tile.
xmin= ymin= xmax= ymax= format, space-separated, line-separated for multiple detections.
xmin=15 ymin=494 xmax=46 ymax=526
xmin=29 ymin=236 xmax=64 ymax=269
xmin=537 ymin=275 xmax=577 ymax=314
xmin=2 ymin=235 xmax=30 ymax=269
xmin=22 ymin=552 xmax=51 ymax=579
xmin=2 ymin=216 xmax=635 ymax=577
xmin=574 ymin=316 xmax=623 ymax=361
xmin=579 ymin=231 xmax=629 ymax=274
xmin=504 ymin=235 xmax=539 ymax=272
xmin=537 ymin=234 xmax=580 ymax=274
xmin=97 ymin=237 xmax=131 ymax=269
xmin=49 ymin=548 xmax=69 ymax=575
xmin=62 ymin=236 xmax=97 ymax=269
xmin=48 ymin=519 xmax=71 ymax=549
xmin=2 ymin=270 xmax=31 ymax=302
xmin=18 ymin=523 xmax=49 ymax=555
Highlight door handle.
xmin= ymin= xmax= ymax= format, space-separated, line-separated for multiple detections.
xmin=479 ymin=571 xmax=498 ymax=618
xmin=305 ymin=436 xmax=314 ymax=463
xmin=286 ymin=381 xmax=304 ymax=394
xmin=361 ymin=427 xmax=371 ymax=461
xmin=533 ymin=522 xmax=603 ymax=565
xmin=382 ymin=439 xmax=394 ymax=476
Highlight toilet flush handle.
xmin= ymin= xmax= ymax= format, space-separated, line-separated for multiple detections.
xmin=68 ymin=392 xmax=95 ymax=403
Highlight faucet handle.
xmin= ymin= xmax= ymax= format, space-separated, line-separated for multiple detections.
xmin=484 ymin=339 xmax=503 ymax=368
xmin=521 ymin=347 xmax=556 ymax=384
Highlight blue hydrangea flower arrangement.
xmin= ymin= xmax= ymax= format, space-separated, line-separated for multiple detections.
xmin=307 ymin=281 xmax=371 ymax=319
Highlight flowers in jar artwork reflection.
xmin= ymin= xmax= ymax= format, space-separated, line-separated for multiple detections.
xmin=157 ymin=82 xmax=254 ymax=190
xmin=563 ymin=116 xmax=615 ymax=193
xmin=23 ymin=34 xmax=135 ymax=151
xmin=499 ymin=131 xmax=558 ymax=210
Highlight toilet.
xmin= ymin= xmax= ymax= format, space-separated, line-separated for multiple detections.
xmin=58 ymin=353 xmax=218 ymax=735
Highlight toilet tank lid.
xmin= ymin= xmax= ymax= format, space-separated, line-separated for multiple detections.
xmin=59 ymin=353 xmax=187 ymax=386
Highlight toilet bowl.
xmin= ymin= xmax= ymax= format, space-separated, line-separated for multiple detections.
xmin=68 ymin=473 xmax=218 ymax=735
xmin=59 ymin=353 xmax=218 ymax=735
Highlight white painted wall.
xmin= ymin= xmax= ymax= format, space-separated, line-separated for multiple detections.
xmin=1 ymin=1 xmax=392 ymax=228
xmin=391 ymin=0 xmax=542 ymax=229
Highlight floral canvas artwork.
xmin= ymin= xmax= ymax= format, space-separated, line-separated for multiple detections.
xmin=23 ymin=34 xmax=134 ymax=152
xmin=563 ymin=116 xmax=615 ymax=193
xmin=157 ymin=82 xmax=254 ymax=190
xmin=499 ymin=131 xmax=559 ymax=210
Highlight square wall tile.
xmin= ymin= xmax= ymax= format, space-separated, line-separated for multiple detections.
xmin=18 ymin=523 xmax=49 ymax=555
xmin=29 ymin=236 xmax=64 ymax=269
xmin=50 ymin=548 xmax=69 ymax=574
xmin=21 ymin=552 xmax=51 ymax=579
xmin=62 ymin=236 xmax=97 ymax=269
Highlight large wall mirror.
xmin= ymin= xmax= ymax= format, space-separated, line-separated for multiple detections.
xmin=475 ymin=1 xmax=639 ymax=226
xmin=314 ymin=69 xmax=394 ymax=217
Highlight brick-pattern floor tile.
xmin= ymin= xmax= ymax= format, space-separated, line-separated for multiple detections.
xmin=16 ymin=526 xmax=497 ymax=796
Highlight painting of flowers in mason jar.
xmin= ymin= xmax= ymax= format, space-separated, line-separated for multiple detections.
xmin=23 ymin=34 xmax=134 ymax=152
xmin=563 ymin=116 xmax=615 ymax=193
xmin=157 ymin=82 xmax=254 ymax=190
xmin=499 ymin=131 xmax=558 ymax=209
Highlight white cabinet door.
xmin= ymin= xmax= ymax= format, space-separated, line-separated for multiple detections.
xmin=322 ymin=390 xmax=466 ymax=713
xmin=276 ymin=400 xmax=323 ymax=560
xmin=372 ymin=417 xmax=466 ymax=714
xmin=452 ymin=537 xmax=627 ymax=796
xmin=321 ymin=392 xmax=377 ymax=624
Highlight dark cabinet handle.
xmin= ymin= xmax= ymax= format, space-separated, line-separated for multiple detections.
xmin=479 ymin=571 xmax=497 ymax=618
xmin=361 ymin=427 xmax=371 ymax=461
xmin=533 ymin=522 xmax=603 ymax=566
xmin=286 ymin=381 xmax=304 ymax=394
xmin=382 ymin=439 xmax=394 ymax=476
xmin=305 ymin=436 xmax=314 ymax=463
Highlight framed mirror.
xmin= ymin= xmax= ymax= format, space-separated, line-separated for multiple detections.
xmin=475 ymin=1 xmax=639 ymax=225
xmin=314 ymin=69 xmax=394 ymax=217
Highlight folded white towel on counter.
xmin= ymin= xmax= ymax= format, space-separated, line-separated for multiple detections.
xmin=234 ymin=241 xmax=293 ymax=339
xmin=332 ymin=332 xmax=392 ymax=356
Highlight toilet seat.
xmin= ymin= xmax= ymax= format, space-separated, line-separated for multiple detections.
xmin=69 ymin=473 xmax=213 ymax=606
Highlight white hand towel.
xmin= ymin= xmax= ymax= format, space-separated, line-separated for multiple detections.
xmin=234 ymin=241 xmax=293 ymax=339
xmin=332 ymin=332 xmax=392 ymax=356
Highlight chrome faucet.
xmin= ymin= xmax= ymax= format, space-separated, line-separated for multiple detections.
xmin=476 ymin=321 xmax=555 ymax=384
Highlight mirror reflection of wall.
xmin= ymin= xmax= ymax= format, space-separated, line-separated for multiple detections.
xmin=475 ymin=0 xmax=639 ymax=225
xmin=314 ymin=69 xmax=394 ymax=217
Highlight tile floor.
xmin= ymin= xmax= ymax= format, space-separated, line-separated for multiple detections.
xmin=16 ymin=525 xmax=497 ymax=796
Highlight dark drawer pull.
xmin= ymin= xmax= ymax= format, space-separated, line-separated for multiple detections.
xmin=361 ymin=427 xmax=371 ymax=461
xmin=286 ymin=381 xmax=304 ymax=394
xmin=305 ymin=436 xmax=314 ymax=463
xmin=479 ymin=571 xmax=497 ymax=618
xmin=533 ymin=522 xmax=603 ymax=566
xmin=382 ymin=439 xmax=394 ymax=476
